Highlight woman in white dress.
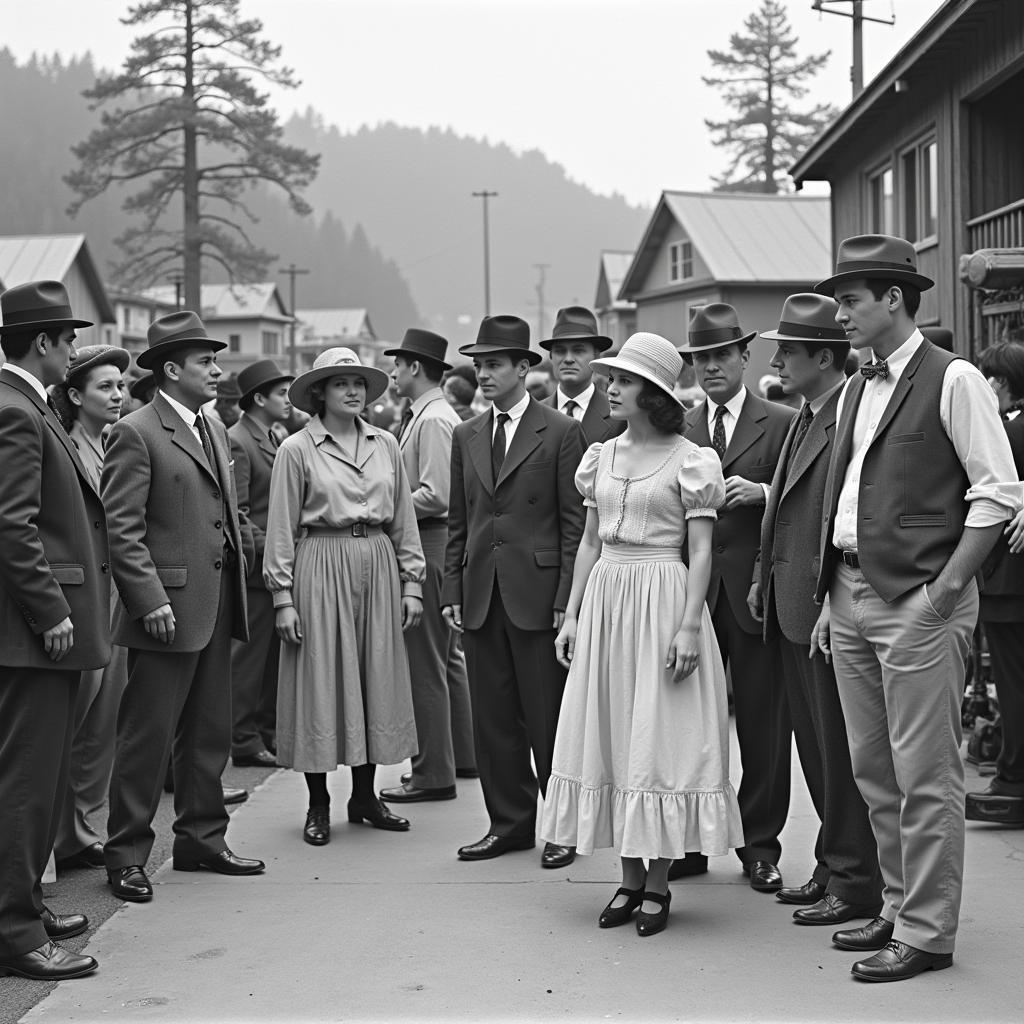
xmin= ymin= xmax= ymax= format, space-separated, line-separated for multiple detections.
xmin=541 ymin=332 xmax=743 ymax=936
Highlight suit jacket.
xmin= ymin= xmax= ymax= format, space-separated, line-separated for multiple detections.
xmin=398 ymin=387 xmax=460 ymax=520
xmin=442 ymin=397 xmax=586 ymax=631
xmin=684 ymin=388 xmax=795 ymax=634
xmin=228 ymin=412 xmax=277 ymax=588
xmin=759 ymin=388 xmax=841 ymax=645
xmin=0 ymin=369 xmax=111 ymax=671
xmin=542 ymin=387 xmax=625 ymax=446
xmin=102 ymin=393 xmax=253 ymax=652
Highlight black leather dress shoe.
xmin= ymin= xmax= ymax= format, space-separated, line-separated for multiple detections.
xmin=173 ymin=849 xmax=265 ymax=874
xmin=41 ymin=907 xmax=88 ymax=940
xmin=776 ymin=878 xmax=826 ymax=905
xmin=667 ymin=853 xmax=708 ymax=880
xmin=965 ymin=779 xmax=1024 ymax=824
xmin=541 ymin=843 xmax=576 ymax=869
xmin=457 ymin=834 xmax=535 ymax=860
xmin=55 ymin=841 xmax=106 ymax=870
xmin=0 ymin=941 xmax=97 ymax=980
xmin=303 ymin=806 xmax=330 ymax=846
xmin=832 ymin=915 xmax=895 ymax=951
xmin=745 ymin=861 xmax=783 ymax=892
xmin=456 ymin=767 xmax=480 ymax=779
xmin=851 ymin=940 xmax=953 ymax=982
xmin=347 ymin=797 xmax=411 ymax=831
xmin=107 ymin=865 xmax=153 ymax=902
xmin=793 ymin=892 xmax=883 ymax=925
xmin=223 ymin=786 xmax=249 ymax=805
xmin=232 ymin=750 xmax=278 ymax=768
xmin=379 ymin=782 xmax=456 ymax=803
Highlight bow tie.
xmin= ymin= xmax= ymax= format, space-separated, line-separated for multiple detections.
xmin=860 ymin=359 xmax=889 ymax=381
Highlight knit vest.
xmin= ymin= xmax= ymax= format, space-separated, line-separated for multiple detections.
xmin=819 ymin=341 xmax=967 ymax=603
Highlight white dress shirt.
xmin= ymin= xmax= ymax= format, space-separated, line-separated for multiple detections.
xmin=491 ymin=391 xmax=531 ymax=448
xmin=706 ymin=388 xmax=747 ymax=450
xmin=555 ymin=383 xmax=595 ymax=420
xmin=2 ymin=362 xmax=48 ymax=403
xmin=159 ymin=388 xmax=208 ymax=446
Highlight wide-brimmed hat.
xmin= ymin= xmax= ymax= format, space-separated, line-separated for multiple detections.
xmin=0 ymin=280 xmax=93 ymax=335
xmin=678 ymin=302 xmax=756 ymax=359
xmin=759 ymin=293 xmax=847 ymax=344
xmin=129 ymin=371 xmax=156 ymax=403
xmin=921 ymin=326 xmax=954 ymax=352
xmin=66 ymin=344 xmax=131 ymax=385
xmin=458 ymin=315 xmax=541 ymax=366
xmin=136 ymin=310 xmax=227 ymax=370
xmin=237 ymin=358 xmax=294 ymax=407
xmin=383 ymin=328 xmax=453 ymax=370
xmin=539 ymin=306 xmax=612 ymax=353
xmin=216 ymin=373 xmax=242 ymax=401
xmin=289 ymin=347 xmax=390 ymax=414
xmin=815 ymin=234 xmax=935 ymax=296
xmin=592 ymin=332 xmax=683 ymax=407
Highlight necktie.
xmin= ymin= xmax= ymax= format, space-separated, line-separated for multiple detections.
xmin=491 ymin=412 xmax=510 ymax=483
xmin=194 ymin=414 xmax=218 ymax=478
xmin=711 ymin=405 xmax=727 ymax=459
xmin=788 ymin=404 xmax=814 ymax=464
xmin=46 ymin=395 xmax=69 ymax=433
xmin=398 ymin=406 xmax=414 ymax=439
xmin=860 ymin=359 xmax=890 ymax=381
xmin=269 ymin=429 xmax=281 ymax=450
xmin=563 ymin=399 xmax=579 ymax=420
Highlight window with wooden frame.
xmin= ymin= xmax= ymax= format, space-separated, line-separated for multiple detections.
xmin=669 ymin=240 xmax=694 ymax=283
xmin=868 ymin=164 xmax=895 ymax=234
xmin=261 ymin=331 xmax=279 ymax=355
xmin=901 ymin=136 xmax=938 ymax=243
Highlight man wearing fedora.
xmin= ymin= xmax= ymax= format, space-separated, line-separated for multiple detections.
xmin=540 ymin=305 xmax=625 ymax=446
xmin=227 ymin=359 xmax=295 ymax=770
xmin=0 ymin=281 xmax=110 ymax=980
xmin=102 ymin=310 xmax=262 ymax=904
xmin=812 ymin=234 xmax=1019 ymax=981
xmin=442 ymin=314 xmax=586 ymax=867
xmin=679 ymin=302 xmax=795 ymax=892
xmin=378 ymin=329 xmax=477 ymax=804
xmin=747 ymin=294 xmax=882 ymax=933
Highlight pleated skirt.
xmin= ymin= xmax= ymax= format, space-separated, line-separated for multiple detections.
xmin=541 ymin=544 xmax=744 ymax=859
xmin=276 ymin=532 xmax=417 ymax=772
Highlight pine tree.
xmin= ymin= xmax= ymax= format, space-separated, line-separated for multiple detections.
xmin=703 ymin=0 xmax=838 ymax=193
xmin=65 ymin=0 xmax=319 ymax=309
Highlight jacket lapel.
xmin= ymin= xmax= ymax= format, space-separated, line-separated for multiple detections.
xmin=243 ymin=414 xmax=277 ymax=465
xmin=722 ymin=389 xmax=766 ymax=471
xmin=867 ymin=342 xmax=931 ymax=450
xmin=582 ymin=390 xmax=612 ymax=439
xmin=781 ymin=390 xmax=840 ymax=500
xmin=496 ymin=399 xmax=544 ymax=487
xmin=155 ymin=394 xmax=218 ymax=483
xmin=468 ymin=414 xmax=495 ymax=496
xmin=684 ymin=401 xmax=713 ymax=447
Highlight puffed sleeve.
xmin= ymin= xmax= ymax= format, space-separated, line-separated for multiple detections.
xmin=574 ymin=442 xmax=603 ymax=508
xmin=679 ymin=444 xmax=726 ymax=520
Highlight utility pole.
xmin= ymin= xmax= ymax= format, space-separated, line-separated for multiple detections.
xmin=812 ymin=1 xmax=894 ymax=98
xmin=472 ymin=190 xmax=498 ymax=316
xmin=533 ymin=263 xmax=550 ymax=342
xmin=168 ymin=273 xmax=184 ymax=309
xmin=279 ymin=262 xmax=309 ymax=375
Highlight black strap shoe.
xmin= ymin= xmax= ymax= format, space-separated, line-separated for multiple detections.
xmin=599 ymin=886 xmax=644 ymax=928
xmin=636 ymin=889 xmax=672 ymax=937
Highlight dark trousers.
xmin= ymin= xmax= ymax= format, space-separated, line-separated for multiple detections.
xmin=0 ymin=667 xmax=79 ymax=958
xmin=779 ymin=637 xmax=882 ymax=903
xmin=984 ymin=621 xmax=1024 ymax=785
xmin=230 ymin=587 xmax=278 ymax=757
xmin=711 ymin=593 xmax=791 ymax=864
xmin=105 ymin=570 xmax=234 ymax=869
xmin=462 ymin=588 xmax=567 ymax=839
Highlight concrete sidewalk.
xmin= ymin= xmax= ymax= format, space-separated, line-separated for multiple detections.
xmin=21 ymin=745 xmax=1024 ymax=1024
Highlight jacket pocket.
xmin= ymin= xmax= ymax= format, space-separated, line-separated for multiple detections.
xmin=888 ymin=432 xmax=925 ymax=445
xmin=519 ymin=460 xmax=552 ymax=474
xmin=899 ymin=514 xmax=948 ymax=528
xmin=156 ymin=566 xmax=188 ymax=588
xmin=534 ymin=549 xmax=561 ymax=567
xmin=50 ymin=564 xmax=85 ymax=585
xmin=744 ymin=464 xmax=775 ymax=482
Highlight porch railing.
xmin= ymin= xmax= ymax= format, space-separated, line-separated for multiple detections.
xmin=967 ymin=197 xmax=1024 ymax=251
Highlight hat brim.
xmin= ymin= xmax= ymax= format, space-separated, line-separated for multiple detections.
xmin=129 ymin=375 xmax=156 ymax=401
xmin=67 ymin=348 xmax=132 ymax=380
xmin=381 ymin=347 xmax=453 ymax=371
xmin=677 ymin=330 xmax=757 ymax=357
xmin=539 ymin=333 xmax=614 ymax=353
xmin=239 ymin=373 xmax=295 ymax=404
xmin=457 ymin=342 xmax=542 ymax=366
xmin=814 ymin=269 xmax=934 ymax=296
xmin=590 ymin=354 xmax=683 ymax=407
xmin=136 ymin=336 xmax=228 ymax=369
xmin=758 ymin=328 xmax=849 ymax=344
xmin=0 ymin=316 xmax=94 ymax=335
xmin=289 ymin=363 xmax=390 ymax=414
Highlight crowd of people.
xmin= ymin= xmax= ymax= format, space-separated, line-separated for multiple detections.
xmin=1 ymin=232 xmax=1023 ymax=986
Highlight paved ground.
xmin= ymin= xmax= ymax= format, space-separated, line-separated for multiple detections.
xmin=6 ymin=736 xmax=1023 ymax=1024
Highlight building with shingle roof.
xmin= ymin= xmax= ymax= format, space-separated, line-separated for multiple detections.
xmin=594 ymin=251 xmax=636 ymax=350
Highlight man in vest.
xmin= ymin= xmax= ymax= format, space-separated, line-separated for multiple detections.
xmin=812 ymin=235 xmax=1020 ymax=982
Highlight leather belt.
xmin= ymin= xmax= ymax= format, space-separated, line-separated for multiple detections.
xmin=836 ymin=548 xmax=860 ymax=568
xmin=417 ymin=516 xmax=448 ymax=529
xmin=305 ymin=524 xmax=383 ymax=539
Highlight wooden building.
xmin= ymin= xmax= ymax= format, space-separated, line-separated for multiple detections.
xmin=594 ymin=251 xmax=637 ymax=350
xmin=791 ymin=0 xmax=1024 ymax=354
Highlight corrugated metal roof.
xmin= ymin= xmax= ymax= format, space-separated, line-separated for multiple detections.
xmin=142 ymin=283 xmax=291 ymax=321
xmin=0 ymin=234 xmax=83 ymax=287
xmin=295 ymin=308 xmax=374 ymax=342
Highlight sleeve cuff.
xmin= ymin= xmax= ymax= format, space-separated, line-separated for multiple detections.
xmin=271 ymin=589 xmax=294 ymax=609
xmin=401 ymin=581 xmax=423 ymax=600
xmin=685 ymin=508 xmax=719 ymax=520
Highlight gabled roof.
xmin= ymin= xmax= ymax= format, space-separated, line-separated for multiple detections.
xmin=619 ymin=191 xmax=831 ymax=299
xmin=0 ymin=234 xmax=115 ymax=322
xmin=295 ymin=308 xmax=376 ymax=342
xmin=142 ymin=283 xmax=292 ymax=321
xmin=595 ymin=251 xmax=636 ymax=311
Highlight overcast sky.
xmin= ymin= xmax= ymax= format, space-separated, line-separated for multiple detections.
xmin=6 ymin=0 xmax=942 ymax=205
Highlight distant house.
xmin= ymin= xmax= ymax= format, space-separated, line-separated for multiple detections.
xmin=142 ymin=283 xmax=293 ymax=374
xmin=791 ymin=0 xmax=1024 ymax=353
xmin=294 ymin=308 xmax=379 ymax=369
xmin=594 ymin=251 xmax=637 ymax=350
xmin=109 ymin=289 xmax=177 ymax=358
xmin=618 ymin=191 xmax=832 ymax=382
xmin=0 ymin=234 xmax=116 ymax=346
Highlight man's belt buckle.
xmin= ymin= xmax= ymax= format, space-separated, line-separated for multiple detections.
xmin=351 ymin=522 xmax=368 ymax=538
xmin=840 ymin=549 xmax=860 ymax=569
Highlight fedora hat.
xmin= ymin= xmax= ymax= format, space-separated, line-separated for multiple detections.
xmin=759 ymin=293 xmax=847 ymax=344
xmin=458 ymin=315 xmax=541 ymax=366
xmin=921 ymin=326 xmax=954 ymax=352
xmin=136 ymin=310 xmax=226 ymax=370
xmin=591 ymin=332 xmax=683 ymax=407
xmin=0 ymin=280 xmax=93 ymax=335
xmin=815 ymin=234 xmax=934 ymax=296
xmin=678 ymin=302 xmax=756 ymax=359
xmin=66 ymin=344 xmax=131 ymax=385
xmin=237 ymin=358 xmax=294 ymax=407
xmin=216 ymin=373 xmax=242 ymax=401
xmin=539 ymin=306 xmax=612 ymax=352
xmin=129 ymin=371 xmax=156 ymax=403
xmin=383 ymin=328 xmax=453 ymax=370
xmin=289 ymin=347 xmax=390 ymax=414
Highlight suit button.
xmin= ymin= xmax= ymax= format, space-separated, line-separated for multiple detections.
xmin=215 ymin=520 xmax=223 ymax=529
xmin=494 ymin=511 xmax=501 ymax=517
xmin=94 ymin=521 xmax=101 ymax=529
xmin=214 ymin=559 xmax=223 ymax=570
xmin=715 ymin=545 xmax=725 ymax=554
xmin=101 ymin=563 xmax=109 ymax=573
xmin=213 ymin=491 xmax=221 ymax=500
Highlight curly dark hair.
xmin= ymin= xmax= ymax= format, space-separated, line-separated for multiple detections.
xmin=636 ymin=380 xmax=684 ymax=434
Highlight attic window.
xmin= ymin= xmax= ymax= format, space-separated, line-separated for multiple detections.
xmin=670 ymin=241 xmax=694 ymax=282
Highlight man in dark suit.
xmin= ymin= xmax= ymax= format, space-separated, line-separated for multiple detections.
xmin=0 ymin=281 xmax=110 ymax=981
xmin=679 ymin=302 xmax=795 ymax=891
xmin=227 ymin=358 xmax=294 ymax=769
xmin=540 ymin=305 xmax=625 ymax=445
xmin=102 ymin=311 xmax=262 ymax=903
xmin=442 ymin=315 xmax=586 ymax=868
xmin=747 ymin=294 xmax=882 ymax=929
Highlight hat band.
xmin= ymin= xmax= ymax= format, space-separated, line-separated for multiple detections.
xmin=833 ymin=258 xmax=921 ymax=277
xmin=3 ymin=304 xmax=75 ymax=325
xmin=475 ymin=337 xmax=529 ymax=351
xmin=152 ymin=325 xmax=212 ymax=346
xmin=689 ymin=326 xmax=743 ymax=345
xmin=551 ymin=327 xmax=598 ymax=339
xmin=776 ymin=320 xmax=848 ymax=341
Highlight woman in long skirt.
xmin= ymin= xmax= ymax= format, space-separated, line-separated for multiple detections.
xmin=541 ymin=332 xmax=743 ymax=936
xmin=264 ymin=347 xmax=425 ymax=844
